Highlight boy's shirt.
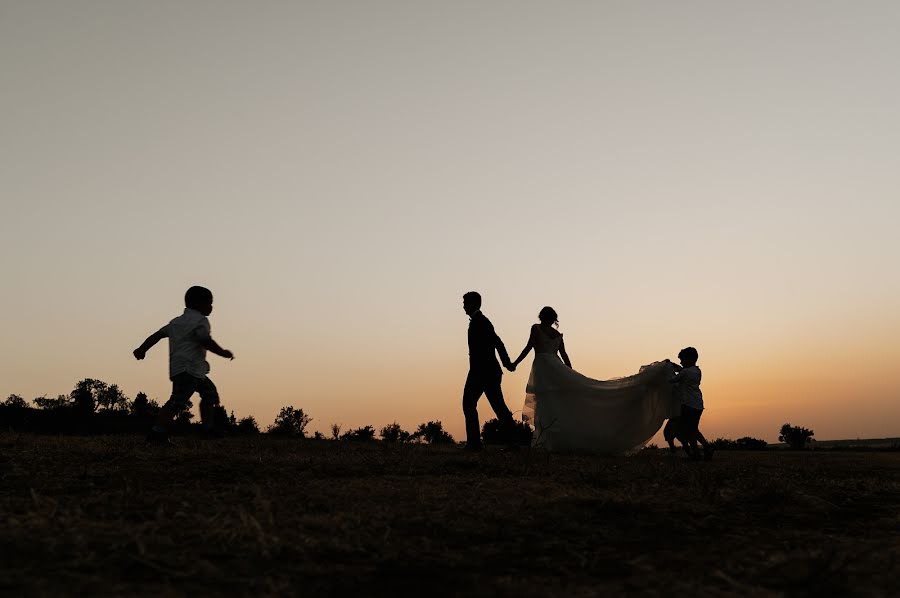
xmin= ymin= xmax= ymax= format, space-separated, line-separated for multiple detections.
xmin=674 ymin=365 xmax=703 ymax=410
xmin=157 ymin=308 xmax=211 ymax=379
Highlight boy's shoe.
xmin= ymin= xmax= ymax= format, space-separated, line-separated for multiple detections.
xmin=703 ymin=446 xmax=716 ymax=460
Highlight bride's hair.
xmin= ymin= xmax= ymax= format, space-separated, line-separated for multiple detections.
xmin=538 ymin=306 xmax=559 ymax=328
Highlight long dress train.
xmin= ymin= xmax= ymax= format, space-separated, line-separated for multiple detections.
xmin=522 ymin=328 xmax=678 ymax=454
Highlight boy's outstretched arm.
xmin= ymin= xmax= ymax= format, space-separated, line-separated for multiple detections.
xmin=134 ymin=328 xmax=167 ymax=360
xmin=202 ymin=337 xmax=234 ymax=360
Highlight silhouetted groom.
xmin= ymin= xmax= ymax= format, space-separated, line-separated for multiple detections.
xmin=462 ymin=291 xmax=516 ymax=450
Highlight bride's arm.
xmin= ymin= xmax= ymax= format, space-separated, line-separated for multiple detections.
xmin=511 ymin=325 xmax=538 ymax=368
xmin=558 ymin=337 xmax=572 ymax=368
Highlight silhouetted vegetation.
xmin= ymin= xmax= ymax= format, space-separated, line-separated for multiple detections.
xmin=711 ymin=437 xmax=769 ymax=451
xmin=267 ymin=406 xmax=313 ymax=437
xmin=235 ymin=416 xmax=260 ymax=435
xmin=0 ymin=379 xmax=265 ymax=437
xmin=482 ymin=417 xmax=533 ymax=445
xmin=380 ymin=422 xmax=412 ymax=443
xmin=341 ymin=425 xmax=377 ymax=441
xmin=779 ymin=423 xmax=815 ymax=450
xmin=411 ymin=420 xmax=455 ymax=444
xmin=3 ymin=394 xmax=28 ymax=409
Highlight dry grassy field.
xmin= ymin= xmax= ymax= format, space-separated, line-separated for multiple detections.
xmin=2 ymin=434 xmax=899 ymax=596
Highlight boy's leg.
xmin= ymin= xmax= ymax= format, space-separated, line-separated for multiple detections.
xmin=151 ymin=373 xmax=197 ymax=440
xmin=663 ymin=419 xmax=678 ymax=454
xmin=693 ymin=409 xmax=714 ymax=459
xmin=197 ymin=377 xmax=221 ymax=431
xmin=684 ymin=407 xmax=704 ymax=458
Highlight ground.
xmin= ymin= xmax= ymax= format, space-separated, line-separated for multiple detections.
xmin=1 ymin=434 xmax=899 ymax=596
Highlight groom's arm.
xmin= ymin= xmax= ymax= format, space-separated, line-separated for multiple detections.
xmin=491 ymin=328 xmax=513 ymax=369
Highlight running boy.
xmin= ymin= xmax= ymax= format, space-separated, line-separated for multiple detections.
xmin=133 ymin=286 xmax=234 ymax=444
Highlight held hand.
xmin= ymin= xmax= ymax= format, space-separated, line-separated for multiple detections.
xmin=507 ymin=362 xmax=516 ymax=372
xmin=133 ymin=348 xmax=146 ymax=360
xmin=221 ymin=349 xmax=234 ymax=360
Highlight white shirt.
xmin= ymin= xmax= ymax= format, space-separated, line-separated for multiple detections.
xmin=158 ymin=308 xmax=211 ymax=379
xmin=675 ymin=365 xmax=703 ymax=410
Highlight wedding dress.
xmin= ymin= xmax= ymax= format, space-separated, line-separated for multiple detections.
xmin=522 ymin=327 xmax=678 ymax=454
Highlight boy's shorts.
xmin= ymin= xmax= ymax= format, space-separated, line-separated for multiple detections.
xmin=680 ymin=404 xmax=703 ymax=432
xmin=168 ymin=372 xmax=219 ymax=407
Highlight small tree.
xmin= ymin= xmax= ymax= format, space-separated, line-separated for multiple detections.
xmin=236 ymin=416 xmax=260 ymax=435
xmin=411 ymin=420 xmax=455 ymax=445
xmin=330 ymin=423 xmax=342 ymax=440
xmin=341 ymin=425 xmax=377 ymax=441
xmin=2 ymin=394 xmax=28 ymax=408
xmin=96 ymin=383 xmax=129 ymax=412
xmin=267 ymin=406 xmax=313 ymax=437
xmin=380 ymin=422 xmax=411 ymax=443
xmin=779 ymin=423 xmax=814 ymax=450
xmin=130 ymin=392 xmax=160 ymax=419
xmin=33 ymin=394 xmax=70 ymax=410
xmin=70 ymin=378 xmax=111 ymax=413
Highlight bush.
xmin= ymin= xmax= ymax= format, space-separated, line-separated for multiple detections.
xmin=130 ymin=392 xmax=160 ymax=420
xmin=712 ymin=437 xmax=769 ymax=450
xmin=3 ymin=394 xmax=28 ymax=409
xmin=481 ymin=418 xmax=534 ymax=446
xmin=235 ymin=416 xmax=260 ymax=435
xmin=411 ymin=421 xmax=455 ymax=445
xmin=380 ymin=422 xmax=412 ymax=443
xmin=341 ymin=425 xmax=377 ymax=441
xmin=267 ymin=406 xmax=313 ymax=437
xmin=779 ymin=423 xmax=815 ymax=450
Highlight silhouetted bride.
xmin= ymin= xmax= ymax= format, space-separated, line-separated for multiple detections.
xmin=511 ymin=307 xmax=676 ymax=453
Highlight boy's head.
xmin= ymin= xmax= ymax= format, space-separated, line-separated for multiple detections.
xmin=677 ymin=346 xmax=699 ymax=367
xmin=462 ymin=291 xmax=482 ymax=316
xmin=185 ymin=286 xmax=214 ymax=316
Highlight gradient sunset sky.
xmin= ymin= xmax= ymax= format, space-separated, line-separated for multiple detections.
xmin=3 ymin=1 xmax=899 ymax=443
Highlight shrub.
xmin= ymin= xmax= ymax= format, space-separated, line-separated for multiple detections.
xmin=267 ymin=406 xmax=313 ymax=437
xmin=3 ymin=394 xmax=28 ymax=409
xmin=380 ymin=422 xmax=412 ymax=443
xmin=411 ymin=421 xmax=455 ymax=445
xmin=712 ymin=437 xmax=769 ymax=450
xmin=330 ymin=423 xmax=342 ymax=440
xmin=481 ymin=418 xmax=534 ymax=446
xmin=33 ymin=394 xmax=70 ymax=410
xmin=235 ymin=416 xmax=260 ymax=435
xmin=779 ymin=423 xmax=814 ymax=450
xmin=341 ymin=425 xmax=377 ymax=441
xmin=130 ymin=392 xmax=161 ymax=419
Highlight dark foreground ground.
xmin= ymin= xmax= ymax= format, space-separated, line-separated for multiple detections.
xmin=2 ymin=435 xmax=899 ymax=597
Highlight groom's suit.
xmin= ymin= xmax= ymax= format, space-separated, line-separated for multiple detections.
xmin=463 ymin=311 xmax=515 ymax=448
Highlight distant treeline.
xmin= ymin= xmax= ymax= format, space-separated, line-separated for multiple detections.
xmin=1 ymin=379 xmax=533 ymax=445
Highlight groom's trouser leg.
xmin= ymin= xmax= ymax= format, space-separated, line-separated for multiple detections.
xmin=483 ymin=372 xmax=513 ymax=425
xmin=462 ymin=371 xmax=485 ymax=447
